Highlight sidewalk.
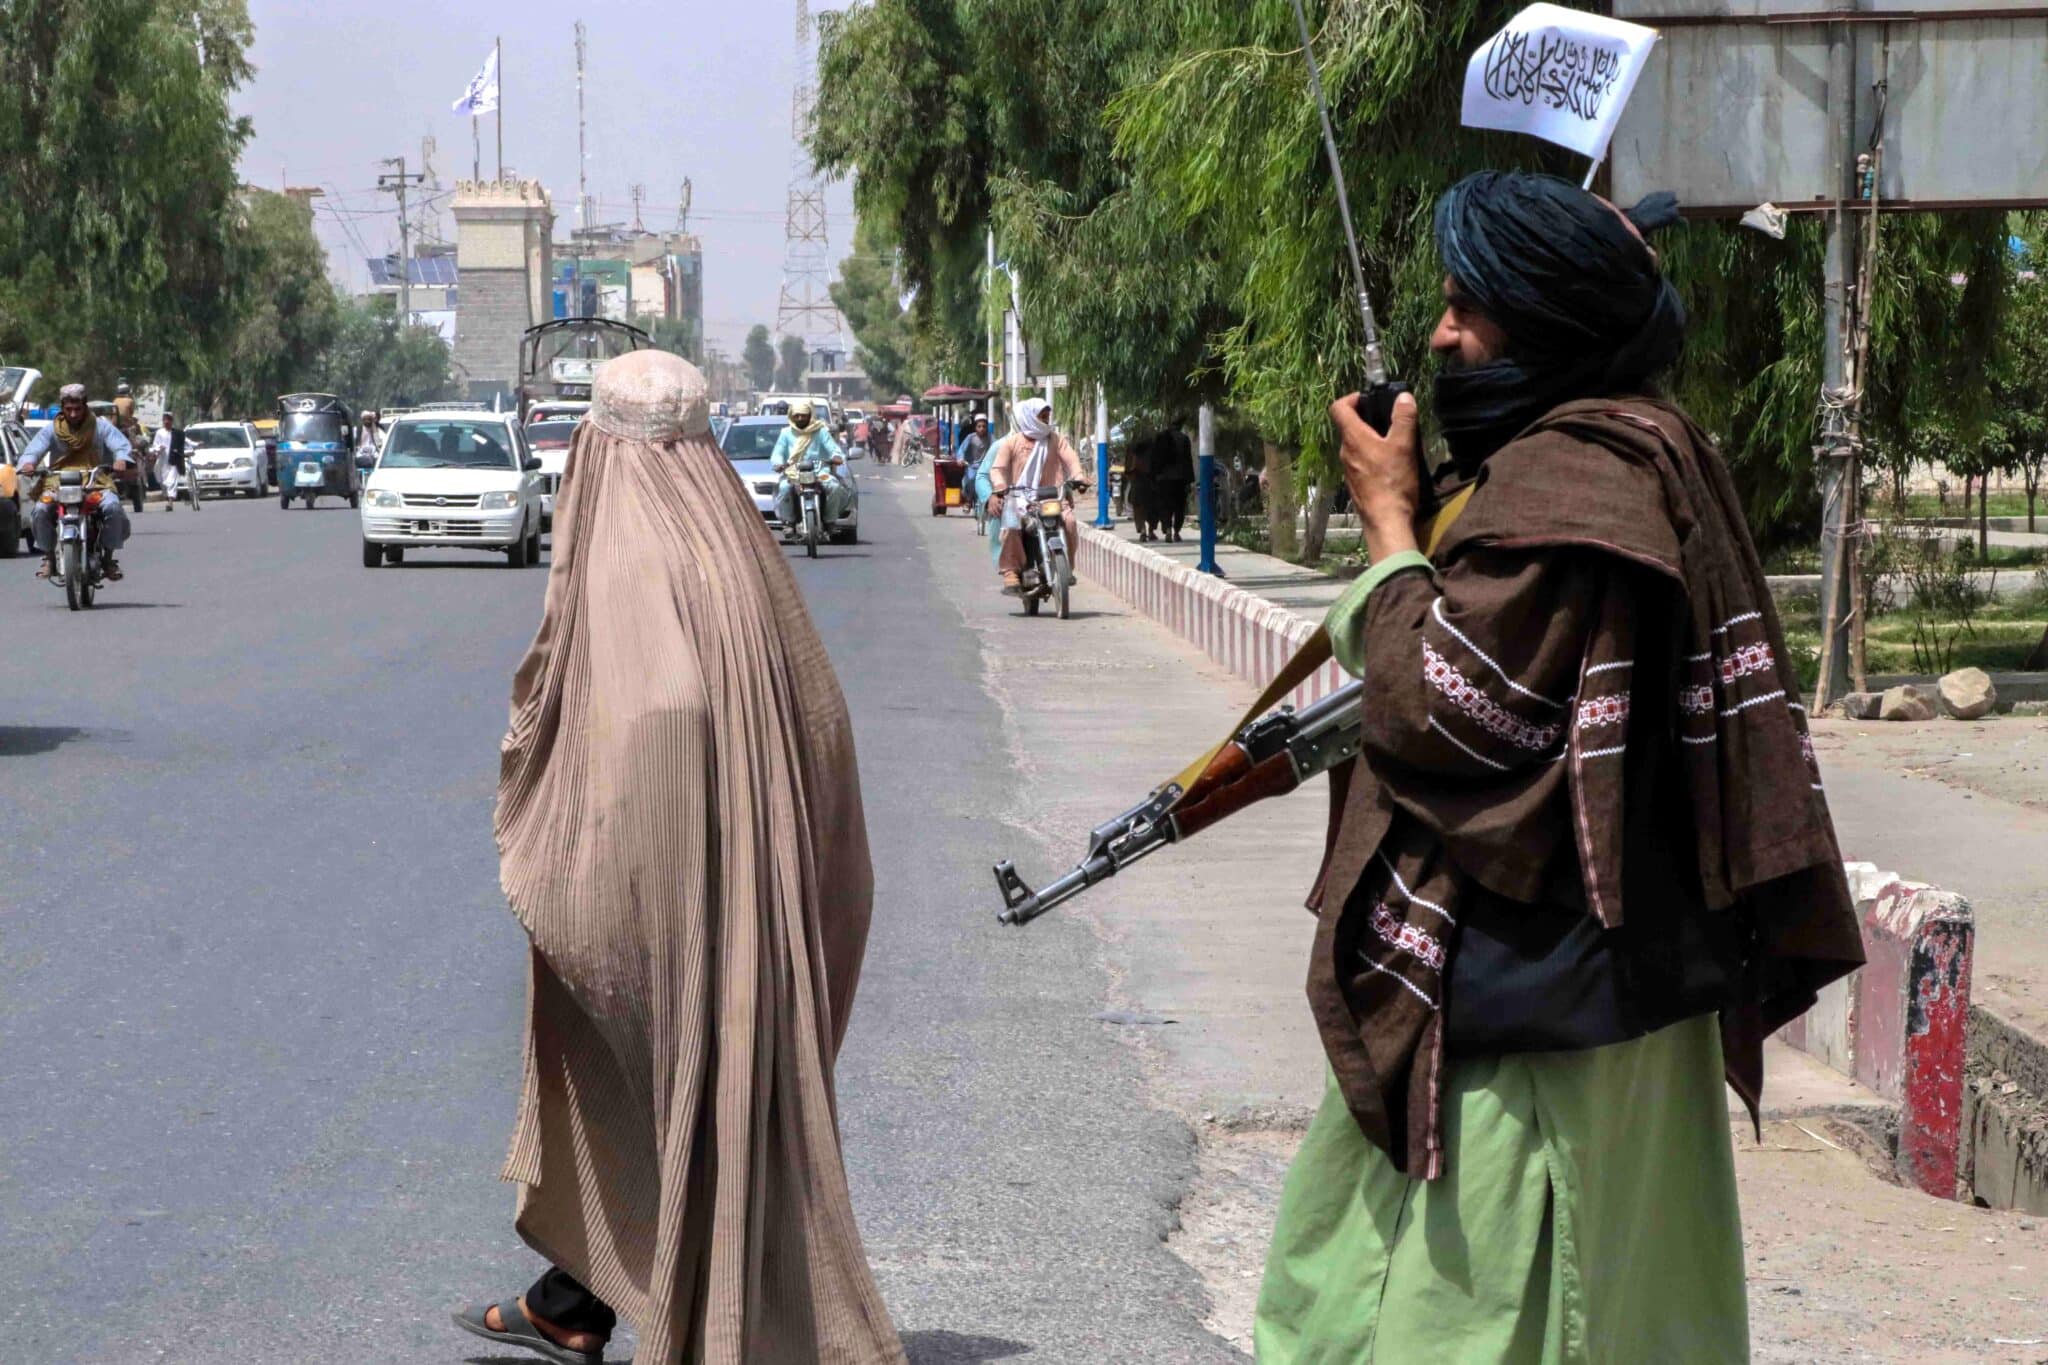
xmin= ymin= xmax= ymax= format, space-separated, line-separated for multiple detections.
xmin=1049 ymin=511 xmax=2048 ymax=1359
xmin=1100 ymin=522 xmax=2048 ymax=1050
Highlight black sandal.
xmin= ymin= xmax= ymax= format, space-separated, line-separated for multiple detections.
xmin=452 ymin=1296 xmax=604 ymax=1364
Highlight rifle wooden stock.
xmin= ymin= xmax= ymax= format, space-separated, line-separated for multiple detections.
xmin=1170 ymin=746 xmax=1304 ymax=840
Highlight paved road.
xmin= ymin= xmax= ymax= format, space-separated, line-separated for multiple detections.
xmin=0 ymin=481 xmax=1237 ymax=1362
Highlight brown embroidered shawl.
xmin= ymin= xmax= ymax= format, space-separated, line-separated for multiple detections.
xmin=1310 ymin=396 xmax=1867 ymax=1178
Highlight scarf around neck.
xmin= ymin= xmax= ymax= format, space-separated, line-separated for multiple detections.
xmin=55 ymin=414 xmax=97 ymax=456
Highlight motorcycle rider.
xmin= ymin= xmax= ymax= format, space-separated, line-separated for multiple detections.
xmin=17 ymin=383 xmax=137 ymax=579
xmin=111 ymin=380 xmax=149 ymax=513
xmin=986 ymin=396 xmax=1084 ymax=594
xmin=770 ymin=398 xmax=852 ymax=539
xmin=957 ymin=411 xmax=992 ymax=467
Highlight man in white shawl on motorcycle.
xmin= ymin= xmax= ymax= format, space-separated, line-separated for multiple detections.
xmin=985 ymin=396 xmax=1084 ymax=593
xmin=770 ymin=398 xmax=853 ymax=540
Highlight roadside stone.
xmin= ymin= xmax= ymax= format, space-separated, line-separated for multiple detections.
xmin=1837 ymin=692 xmax=1884 ymax=721
xmin=1938 ymin=667 xmax=1997 ymax=720
xmin=1879 ymin=684 xmax=1936 ymax=722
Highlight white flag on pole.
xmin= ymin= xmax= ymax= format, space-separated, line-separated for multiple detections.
xmin=452 ymin=47 xmax=499 ymax=116
xmin=1460 ymin=4 xmax=1657 ymax=169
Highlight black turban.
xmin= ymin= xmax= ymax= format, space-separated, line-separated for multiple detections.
xmin=1431 ymin=170 xmax=1686 ymax=473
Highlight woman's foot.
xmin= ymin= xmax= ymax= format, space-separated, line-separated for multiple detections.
xmin=484 ymin=1297 xmax=606 ymax=1356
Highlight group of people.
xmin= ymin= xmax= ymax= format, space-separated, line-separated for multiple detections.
xmin=1121 ymin=420 xmax=1195 ymax=542
xmin=449 ymin=169 xmax=1864 ymax=1365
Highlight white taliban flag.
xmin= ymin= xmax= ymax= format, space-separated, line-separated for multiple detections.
xmin=452 ymin=47 xmax=499 ymax=116
xmin=1460 ymin=4 xmax=1657 ymax=171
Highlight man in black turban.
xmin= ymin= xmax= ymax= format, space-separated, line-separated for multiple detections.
xmin=1253 ymin=171 xmax=1863 ymax=1362
xmin=1431 ymin=170 xmax=1687 ymax=473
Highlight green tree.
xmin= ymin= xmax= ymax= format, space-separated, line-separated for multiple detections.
xmin=186 ymin=189 xmax=339 ymax=417
xmin=830 ymin=218 xmax=927 ymax=400
xmin=317 ymin=297 xmax=453 ymax=410
xmin=821 ymin=0 xmax=2012 ymax=556
xmin=743 ymin=324 xmax=776 ymax=391
xmin=647 ymin=316 xmax=700 ymax=364
xmin=776 ymin=334 xmax=807 ymax=390
xmin=1985 ymin=239 xmax=2048 ymax=531
xmin=0 ymin=0 xmax=255 ymax=390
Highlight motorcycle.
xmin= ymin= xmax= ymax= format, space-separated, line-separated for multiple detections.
xmin=44 ymin=468 xmax=113 ymax=611
xmin=789 ymin=466 xmax=827 ymax=560
xmin=1000 ymin=479 xmax=1085 ymax=619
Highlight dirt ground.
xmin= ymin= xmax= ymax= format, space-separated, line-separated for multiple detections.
xmin=1813 ymin=714 xmax=2048 ymax=812
xmin=1169 ymin=1117 xmax=2048 ymax=1363
xmin=1810 ymin=716 xmax=2048 ymax=1043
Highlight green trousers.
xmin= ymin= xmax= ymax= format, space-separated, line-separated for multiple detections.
xmin=1255 ymin=1014 xmax=1748 ymax=1364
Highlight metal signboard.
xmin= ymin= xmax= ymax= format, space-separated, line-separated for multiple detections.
xmin=1611 ymin=4 xmax=2048 ymax=211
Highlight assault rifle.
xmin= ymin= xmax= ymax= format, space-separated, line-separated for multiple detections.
xmin=993 ymin=677 xmax=1364 ymax=926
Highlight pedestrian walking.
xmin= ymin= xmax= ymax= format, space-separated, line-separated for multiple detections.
xmin=1152 ymin=419 xmax=1194 ymax=542
xmin=459 ymin=350 xmax=905 ymax=1365
xmin=1253 ymin=172 xmax=1865 ymax=1363
xmin=149 ymin=413 xmax=191 ymax=511
xmin=1123 ymin=430 xmax=1159 ymax=542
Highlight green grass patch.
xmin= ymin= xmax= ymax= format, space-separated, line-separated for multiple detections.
xmin=1783 ymin=595 xmax=2047 ymax=690
xmin=1892 ymin=492 xmax=2041 ymax=523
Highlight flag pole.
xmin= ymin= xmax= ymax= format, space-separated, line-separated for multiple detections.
xmin=495 ymin=36 xmax=504 ymax=182
xmin=472 ymin=115 xmax=481 ymax=183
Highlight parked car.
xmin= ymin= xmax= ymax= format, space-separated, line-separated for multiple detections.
xmin=0 ymin=418 xmax=30 ymax=555
xmin=359 ymin=411 xmax=547 ymax=568
xmin=718 ymin=414 xmax=861 ymax=543
xmin=523 ymin=415 xmax=579 ymax=528
xmin=184 ymin=421 xmax=268 ymax=497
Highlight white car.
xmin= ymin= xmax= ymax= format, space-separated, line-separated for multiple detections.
xmin=522 ymin=411 xmax=583 ymax=529
xmin=184 ymin=421 xmax=267 ymax=497
xmin=359 ymin=411 xmax=547 ymax=568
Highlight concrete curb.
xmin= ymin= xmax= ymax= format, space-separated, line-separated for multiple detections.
xmin=1076 ymin=524 xmax=1982 ymax=1201
xmin=1771 ymin=864 xmax=1975 ymax=1199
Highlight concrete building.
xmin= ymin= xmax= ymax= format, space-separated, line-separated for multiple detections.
xmin=365 ymin=244 xmax=459 ymax=345
xmin=451 ymin=179 xmax=555 ymax=404
xmin=553 ymin=227 xmax=703 ymax=360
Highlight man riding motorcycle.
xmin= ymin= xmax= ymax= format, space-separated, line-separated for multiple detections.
xmin=111 ymin=380 xmax=149 ymax=513
xmin=770 ymin=398 xmax=852 ymax=539
xmin=17 ymin=383 xmax=137 ymax=579
xmin=986 ymin=397 xmax=1084 ymax=594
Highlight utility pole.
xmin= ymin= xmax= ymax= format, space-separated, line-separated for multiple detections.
xmin=676 ymin=178 xmax=693 ymax=234
xmin=631 ymin=184 xmax=646 ymax=234
xmin=1814 ymin=10 xmax=1860 ymax=707
xmin=575 ymin=20 xmax=590 ymax=313
xmin=378 ymin=157 xmax=426 ymax=327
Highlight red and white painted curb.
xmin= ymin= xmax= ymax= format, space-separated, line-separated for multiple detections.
xmin=1780 ymin=863 xmax=1975 ymax=1199
xmin=1077 ymin=525 xmax=1979 ymax=1201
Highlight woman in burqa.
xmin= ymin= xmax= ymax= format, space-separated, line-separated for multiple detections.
xmin=456 ymin=350 xmax=905 ymax=1365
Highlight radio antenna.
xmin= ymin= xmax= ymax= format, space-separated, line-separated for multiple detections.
xmin=1286 ymin=0 xmax=1388 ymax=388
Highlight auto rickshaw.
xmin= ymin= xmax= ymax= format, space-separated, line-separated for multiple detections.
xmin=275 ymin=393 xmax=359 ymax=509
xmin=922 ymin=384 xmax=991 ymax=517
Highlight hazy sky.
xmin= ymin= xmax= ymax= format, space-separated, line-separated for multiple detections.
xmin=236 ymin=0 xmax=855 ymax=357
